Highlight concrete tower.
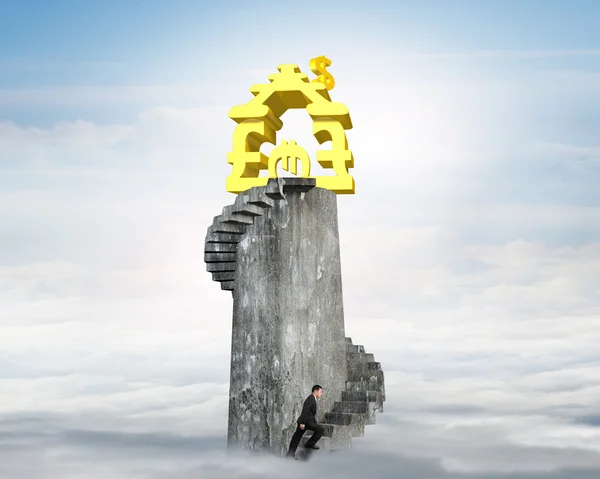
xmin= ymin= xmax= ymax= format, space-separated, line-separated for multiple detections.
xmin=204 ymin=177 xmax=386 ymax=457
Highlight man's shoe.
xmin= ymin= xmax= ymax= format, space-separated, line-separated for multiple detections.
xmin=305 ymin=444 xmax=320 ymax=450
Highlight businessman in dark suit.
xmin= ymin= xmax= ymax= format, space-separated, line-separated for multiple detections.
xmin=286 ymin=385 xmax=325 ymax=458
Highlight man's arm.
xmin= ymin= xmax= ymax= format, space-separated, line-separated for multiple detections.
xmin=298 ymin=396 xmax=313 ymax=427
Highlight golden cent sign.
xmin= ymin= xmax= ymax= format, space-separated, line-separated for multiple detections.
xmin=226 ymin=56 xmax=355 ymax=194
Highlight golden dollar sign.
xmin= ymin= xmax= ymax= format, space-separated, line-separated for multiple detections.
xmin=310 ymin=55 xmax=335 ymax=90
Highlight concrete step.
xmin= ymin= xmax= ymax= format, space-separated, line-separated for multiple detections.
xmin=332 ymin=401 xmax=368 ymax=414
xmin=342 ymin=390 xmax=384 ymax=404
xmin=205 ymin=232 xmax=243 ymax=244
xmin=232 ymin=195 xmax=264 ymax=217
xmin=351 ymin=361 xmax=382 ymax=371
xmin=324 ymin=412 xmax=367 ymax=427
xmin=346 ymin=378 xmax=384 ymax=394
xmin=205 ymin=242 xmax=237 ymax=253
xmin=221 ymin=281 xmax=235 ymax=291
xmin=204 ymin=252 xmax=237 ymax=263
xmin=304 ymin=423 xmax=353 ymax=450
xmin=324 ymin=412 xmax=356 ymax=426
xmin=206 ymin=262 xmax=236 ymax=273
xmin=277 ymin=177 xmax=316 ymax=193
xmin=347 ymin=365 xmax=383 ymax=382
xmin=346 ymin=344 xmax=365 ymax=354
xmin=306 ymin=423 xmax=334 ymax=438
xmin=339 ymin=392 xmax=384 ymax=425
xmin=324 ymin=413 xmax=366 ymax=438
xmin=265 ymin=177 xmax=315 ymax=199
xmin=220 ymin=205 xmax=255 ymax=225
xmin=244 ymin=187 xmax=275 ymax=208
xmin=210 ymin=218 xmax=247 ymax=234
xmin=347 ymin=351 xmax=375 ymax=363
xmin=212 ymin=271 xmax=235 ymax=282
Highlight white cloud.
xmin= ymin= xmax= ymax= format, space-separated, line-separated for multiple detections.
xmin=1 ymin=73 xmax=599 ymax=477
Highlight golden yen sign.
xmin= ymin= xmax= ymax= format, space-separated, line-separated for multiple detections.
xmin=226 ymin=56 xmax=355 ymax=194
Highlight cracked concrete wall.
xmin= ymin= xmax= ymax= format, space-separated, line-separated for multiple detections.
xmin=227 ymin=180 xmax=347 ymax=456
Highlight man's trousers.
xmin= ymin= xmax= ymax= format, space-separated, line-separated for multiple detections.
xmin=286 ymin=423 xmax=325 ymax=456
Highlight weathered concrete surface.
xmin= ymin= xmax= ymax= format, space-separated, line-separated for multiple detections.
xmin=227 ymin=178 xmax=347 ymax=456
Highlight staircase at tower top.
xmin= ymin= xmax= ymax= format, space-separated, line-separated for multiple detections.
xmin=204 ymin=178 xmax=314 ymax=293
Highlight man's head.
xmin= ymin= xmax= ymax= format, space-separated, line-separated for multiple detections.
xmin=312 ymin=384 xmax=323 ymax=398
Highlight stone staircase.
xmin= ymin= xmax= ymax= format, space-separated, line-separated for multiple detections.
xmin=205 ymin=178 xmax=315 ymax=292
xmin=299 ymin=336 xmax=385 ymax=453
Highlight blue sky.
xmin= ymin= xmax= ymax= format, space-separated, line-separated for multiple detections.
xmin=2 ymin=0 xmax=600 ymax=64
xmin=1 ymin=1 xmax=600 ymax=478
xmin=2 ymin=1 xmax=600 ymax=112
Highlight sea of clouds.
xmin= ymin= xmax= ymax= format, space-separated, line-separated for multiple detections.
xmin=1 ymin=53 xmax=599 ymax=478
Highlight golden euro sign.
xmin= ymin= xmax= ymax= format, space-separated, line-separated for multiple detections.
xmin=225 ymin=57 xmax=354 ymax=194
xmin=268 ymin=140 xmax=311 ymax=177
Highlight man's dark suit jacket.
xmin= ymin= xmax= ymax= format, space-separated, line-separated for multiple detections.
xmin=297 ymin=394 xmax=317 ymax=426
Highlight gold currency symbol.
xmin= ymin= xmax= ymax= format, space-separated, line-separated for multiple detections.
xmin=268 ymin=139 xmax=311 ymax=177
xmin=225 ymin=61 xmax=354 ymax=194
xmin=310 ymin=55 xmax=335 ymax=90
